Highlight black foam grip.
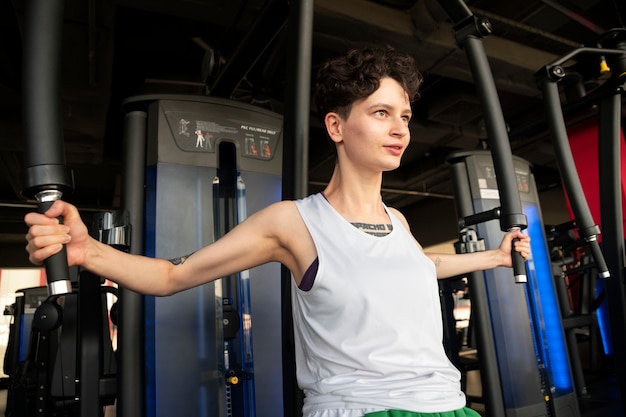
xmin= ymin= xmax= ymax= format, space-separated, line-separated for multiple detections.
xmin=511 ymin=237 xmax=527 ymax=283
xmin=38 ymin=199 xmax=70 ymax=284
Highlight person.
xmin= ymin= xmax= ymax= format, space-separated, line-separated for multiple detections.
xmin=25 ymin=46 xmax=530 ymax=417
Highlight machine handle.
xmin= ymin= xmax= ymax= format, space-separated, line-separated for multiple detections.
xmin=37 ymin=191 xmax=72 ymax=295
xmin=510 ymin=228 xmax=527 ymax=283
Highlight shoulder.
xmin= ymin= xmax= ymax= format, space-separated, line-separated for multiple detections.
xmin=252 ymin=199 xmax=317 ymax=278
xmin=250 ymin=199 xmax=308 ymax=238
xmin=387 ymin=206 xmax=410 ymax=230
xmin=252 ymin=200 xmax=300 ymax=226
xmin=387 ymin=206 xmax=423 ymax=250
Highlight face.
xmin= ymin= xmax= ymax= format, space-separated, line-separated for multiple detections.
xmin=325 ymin=77 xmax=412 ymax=172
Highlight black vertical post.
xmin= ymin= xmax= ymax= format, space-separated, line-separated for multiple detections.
xmin=281 ymin=1 xmax=314 ymax=416
xmin=598 ymin=79 xmax=626 ymax=407
xmin=118 ymin=110 xmax=147 ymax=417
xmin=282 ymin=2 xmax=313 ymax=201
xmin=21 ymin=0 xmax=74 ymax=295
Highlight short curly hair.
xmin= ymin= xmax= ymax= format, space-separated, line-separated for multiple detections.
xmin=314 ymin=46 xmax=423 ymax=120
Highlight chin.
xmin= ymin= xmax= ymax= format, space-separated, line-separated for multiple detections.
xmin=383 ymin=163 xmax=402 ymax=172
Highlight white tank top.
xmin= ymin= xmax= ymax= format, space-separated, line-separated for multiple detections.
xmin=292 ymin=193 xmax=465 ymax=416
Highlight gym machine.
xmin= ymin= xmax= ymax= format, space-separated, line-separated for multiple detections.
xmin=121 ymin=94 xmax=284 ymax=417
xmin=449 ymin=152 xmax=580 ymax=417
xmin=438 ymin=0 xmax=528 ymax=283
xmin=440 ymin=0 xmax=581 ymax=415
xmin=535 ymin=28 xmax=626 ymax=406
xmin=17 ymin=0 xmax=296 ymax=414
xmin=16 ymin=0 xmax=121 ymax=415
xmin=4 ymin=218 xmax=123 ymax=417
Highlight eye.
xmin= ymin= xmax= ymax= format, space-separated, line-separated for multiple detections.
xmin=402 ymin=115 xmax=411 ymax=123
xmin=375 ymin=109 xmax=387 ymax=117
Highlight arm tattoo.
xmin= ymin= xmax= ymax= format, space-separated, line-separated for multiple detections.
xmin=434 ymin=256 xmax=442 ymax=268
xmin=169 ymin=252 xmax=196 ymax=265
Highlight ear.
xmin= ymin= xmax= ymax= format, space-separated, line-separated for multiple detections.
xmin=324 ymin=112 xmax=343 ymax=144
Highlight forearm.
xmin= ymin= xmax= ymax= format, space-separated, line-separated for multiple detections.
xmin=426 ymin=249 xmax=505 ymax=279
xmin=83 ymin=238 xmax=176 ymax=296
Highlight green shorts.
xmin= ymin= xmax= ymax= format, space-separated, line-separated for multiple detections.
xmin=364 ymin=407 xmax=481 ymax=417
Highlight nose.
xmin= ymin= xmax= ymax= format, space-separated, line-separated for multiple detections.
xmin=391 ymin=117 xmax=409 ymax=138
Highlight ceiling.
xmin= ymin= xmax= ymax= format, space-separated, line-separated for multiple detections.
xmin=1 ymin=0 xmax=625 ymax=266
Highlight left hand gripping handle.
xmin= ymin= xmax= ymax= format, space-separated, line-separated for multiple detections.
xmin=38 ymin=196 xmax=72 ymax=295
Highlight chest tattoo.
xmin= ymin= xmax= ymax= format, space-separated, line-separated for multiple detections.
xmin=351 ymin=222 xmax=393 ymax=237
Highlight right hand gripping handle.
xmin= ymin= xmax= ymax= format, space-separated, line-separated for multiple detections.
xmin=37 ymin=196 xmax=72 ymax=295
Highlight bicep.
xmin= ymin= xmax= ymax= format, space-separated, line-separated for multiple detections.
xmin=167 ymin=202 xmax=288 ymax=292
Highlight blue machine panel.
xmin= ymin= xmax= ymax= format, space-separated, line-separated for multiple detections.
xmin=141 ymin=96 xmax=284 ymax=417
xmin=451 ymin=151 xmax=579 ymax=417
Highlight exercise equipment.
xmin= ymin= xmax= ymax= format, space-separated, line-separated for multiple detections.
xmin=21 ymin=0 xmax=73 ymax=296
xmin=547 ymin=219 xmax=603 ymax=399
xmin=18 ymin=1 xmax=122 ymax=415
xmin=438 ymin=0 xmax=528 ymax=285
xmin=435 ymin=1 xmax=530 ymax=415
xmin=437 ymin=0 xmax=584 ymax=415
xmin=4 ymin=213 xmax=124 ymax=417
xmin=449 ymin=151 xmax=580 ymax=417
xmin=535 ymin=28 xmax=626 ymax=406
xmin=121 ymin=94 xmax=283 ymax=417
xmin=213 ymin=168 xmax=257 ymax=417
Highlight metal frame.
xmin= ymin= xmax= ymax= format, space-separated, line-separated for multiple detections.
xmin=536 ymin=28 xmax=626 ymax=407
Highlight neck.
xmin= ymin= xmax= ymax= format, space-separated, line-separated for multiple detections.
xmin=322 ymin=165 xmax=385 ymax=218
